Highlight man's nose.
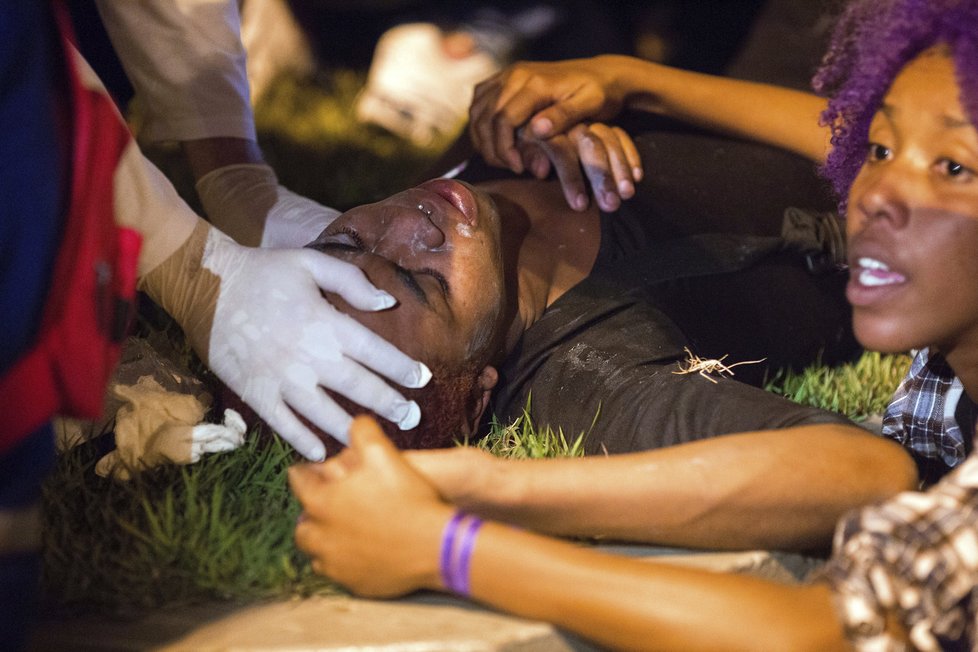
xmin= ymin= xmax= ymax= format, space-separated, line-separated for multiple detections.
xmin=379 ymin=209 xmax=446 ymax=252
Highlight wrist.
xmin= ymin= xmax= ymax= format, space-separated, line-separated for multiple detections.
xmin=415 ymin=504 xmax=460 ymax=591
xmin=607 ymin=56 xmax=668 ymax=115
xmin=194 ymin=163 xmax=279 ymax=246
xmin=434 ymin=509 xmax=487 ymax=596
xmin=182 ymin=137 xmax=265 ymax=180
xmin=138 ymin=220 xmax=220 ymax=361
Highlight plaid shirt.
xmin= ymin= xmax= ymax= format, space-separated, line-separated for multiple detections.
xmin=822 ymin=452 xmax=978 ymax=651
xmin=882 ymin=349 xmax=975 ymax=485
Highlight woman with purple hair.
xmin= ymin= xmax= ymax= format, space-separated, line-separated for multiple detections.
xmin=290 ymin=0 xmax=978 ymax=648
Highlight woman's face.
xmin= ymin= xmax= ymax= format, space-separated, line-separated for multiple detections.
xmin=308 ymin=178 xmax=507 ymax=367
xmin=845 ymin=48 xmax=978 ymax=360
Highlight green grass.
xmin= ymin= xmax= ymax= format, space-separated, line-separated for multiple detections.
xmin=40 ymin=352 xmax=907 ymax=614
xmin=764 ymin=351 xmax=912 ymax=423
xmin=471 ymin=400 xmax=590 ymax=459
xmin=42 ymin=428 xmax=337 ymax=616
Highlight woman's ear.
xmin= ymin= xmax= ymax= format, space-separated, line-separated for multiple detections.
xmin=464 ymin=366 xmax=498 ymax=435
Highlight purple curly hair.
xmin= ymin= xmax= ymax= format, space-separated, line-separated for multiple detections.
xmin=812 ymin=0 xmax=978 ymax=213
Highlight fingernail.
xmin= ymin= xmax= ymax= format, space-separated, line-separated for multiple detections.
xmin=372 ymin=291 xmax=397 ymax=310
xmin=397 ymin=401 xmax=422 ymax=430
xmin=507 ymin=152 xmax=524 ymax=175
xmin=533 ymin=158 xmax=548 ymax=178
xmin=633 ymin=167 xmax=643 ymax=181
xmin=574 ymin=194 xmax=588 ymax=211
xmin=410 ymin=362 xmax=432 ymax=388
xmin=533 ymin=118 xmax=553 ymax=137
xmin=618 ymin=180 xmax=634 ymax=197
xmin=306 ymin=443 xmax=326 ymax=462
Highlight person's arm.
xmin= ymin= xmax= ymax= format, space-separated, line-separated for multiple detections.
xmin=406 ymin=424 xmax=918 ymax=551
xmin=470 ymin=55 xmax=830 ymax=176
xmin=95 ymin=0 xmax=338 ymax=247
xmin=72 ymin=46 xmax=429 ymax=459
xmin=290 ymin=416 xmax=853 ymax=651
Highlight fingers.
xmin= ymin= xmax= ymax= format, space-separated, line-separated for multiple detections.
xmin=264 ymin=399 xmax=329 ymax=461
xmin=299 ymin=269 xmax=431 ymax=390
xmin=528 ymin=90 xmax=605 ymax=140
xmin=563 ymin=123 xmax=644 ymax=213
xmin=615 ymin=126 xmax=644 ymax=183
xmin=468 ymin=61 xmax=617 ymax=177
xmin=325 ymin=310 xmax=432 ymax=390
xmin=539 ymin=135 xmax=590 ymax=212
xmin=310 ymin=355 xmax=421 ymax=431
xmin=302 ymin=250 xmax=396 ymax=311
xmin=469 ymin=72 xmax=531 ymax=173
xmin=282 ymin=383 xmax=354 ymax=447
xmin=348 ymin=414 xmax=398 ymax=459
xmin=571 ymin=124 xmax=624 ymax=212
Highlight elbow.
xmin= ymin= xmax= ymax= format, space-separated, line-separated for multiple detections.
xmin=835 ymin=427 xmax=918 ymax=501
xmin=865 ymin=436 xmax=919 ymax=498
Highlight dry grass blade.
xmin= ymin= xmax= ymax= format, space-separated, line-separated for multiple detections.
xmin=672 ymin=347 xmax=766 ymax=384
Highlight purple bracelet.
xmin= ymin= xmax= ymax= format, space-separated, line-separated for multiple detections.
xmin=439 ymin=511 xmax=466 ymax=591
xmin=439 ymin=511 xmax=484 ymax=596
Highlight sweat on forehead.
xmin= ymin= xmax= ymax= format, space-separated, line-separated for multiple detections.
xmin=812 ymin=0 xmax=978 ymax=210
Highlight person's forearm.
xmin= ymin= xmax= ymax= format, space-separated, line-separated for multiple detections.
xmin=460 ymin=522 xmax=848 ymax=651
xmin=96 ymin=0 xmax=255 ymax=144
xmin=458 ymin=425 xmax=917 ymax=551
xmin=182 ymin=136 xmax=265 ymax=180
xmin=114 ymin=140 xmax=201 ymax=276
xmin=596 ymin=55 xmax=831 ymax=162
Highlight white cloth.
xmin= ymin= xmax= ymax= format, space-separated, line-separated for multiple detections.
xmin=96 ymin=0 xmax=256 ymax=142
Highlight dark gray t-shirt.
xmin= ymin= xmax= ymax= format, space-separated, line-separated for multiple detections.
xmin=473 ymin=129 xmax=858 ymax=454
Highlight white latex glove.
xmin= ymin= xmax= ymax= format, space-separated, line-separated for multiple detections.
xmin=96 ymin=375 xmax=248 ymax=481
xmin=140 ymin=221 xmax=431 ymax=460
xmin=195 ymin=163 xmax=340 ymax=248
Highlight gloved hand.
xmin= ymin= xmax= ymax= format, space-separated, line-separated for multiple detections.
xmin=139 ymin=221 xmax=431 ymax=460
xmin=95 ymin=376 xmax=247 ymax=481
xmin=195 ymin=163 xmax=340 ymax=248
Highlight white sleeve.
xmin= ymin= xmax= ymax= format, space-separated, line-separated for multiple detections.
xmin=95 ymin=0 xmax=256 ymax=143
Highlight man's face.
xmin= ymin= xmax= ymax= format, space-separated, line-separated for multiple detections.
xmin=308 ymin=178 xmax=507 ymax=367
xmin=845 ymin=48 xmax=978 ymax=357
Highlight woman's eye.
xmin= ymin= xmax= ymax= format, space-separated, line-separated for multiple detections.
xmin=938 ymin=158 xmax=974 ymax=181
xmin=867 ymin=143 xmax=891 ymax=162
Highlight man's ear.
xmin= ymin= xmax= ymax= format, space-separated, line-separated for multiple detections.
xmin=464 ymin=366 xmax=498 ymax=435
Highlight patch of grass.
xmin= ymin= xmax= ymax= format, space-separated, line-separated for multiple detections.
xmin=471 ymin=401 xmax=589 ymax=459
xmin=41 ymin=427 xmax=337 ymax=616
xmin=764 ymin=351 xmax=912 ymax=423
xmin=39 ymin=349 xmax=909 ymax=615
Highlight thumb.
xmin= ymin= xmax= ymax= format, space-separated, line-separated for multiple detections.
xmin=349 ymin=415 xmax=400 ymax=463
xmin=288 ymin=462 xmax=326 ymax=498
xmin=530 ymin=92 xmax=604 ymax=139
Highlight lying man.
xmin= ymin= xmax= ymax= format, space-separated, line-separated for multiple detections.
xmin=289 ymin=127 xmax=915 ymax=551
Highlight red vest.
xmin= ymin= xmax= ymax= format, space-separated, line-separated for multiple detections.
xmin=0 ymin=5 xmax=142 ymax=455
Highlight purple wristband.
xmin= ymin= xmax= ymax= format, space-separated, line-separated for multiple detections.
xmin=450 ymin=516 xmax=483 ymax=596
xmin=438 ymin=511 xmax=484 ymax=596
xmin=439 ymin=512 xmax=466 ymax=591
